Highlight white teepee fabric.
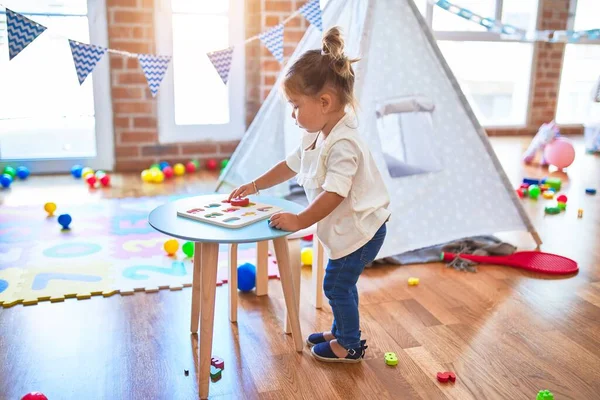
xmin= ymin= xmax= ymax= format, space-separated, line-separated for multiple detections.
xmin=217 ymin=0 xmax=540 ymax=259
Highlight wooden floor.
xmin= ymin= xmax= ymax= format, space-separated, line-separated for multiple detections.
xmin=1 ymin=137 xmax=599 ymax=400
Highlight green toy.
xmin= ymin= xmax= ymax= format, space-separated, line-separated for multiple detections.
xmin=220 ymin=159 xmax=229 ymax=170
xmin=384 ymin=352 xmax=398 ymax=366
xmin=545 ymin=206 xmax=560 ymax=215
xmin=536 ymin=389 xmax=554 ymax=400
xmin=210 ymin=365 xmax=222 ymax=381
xmin=182 ymin=241 xmax=194 ymax=258
xmin=557 ymin=202 xmax=566 ymax=211
xmin=3 ymin=166 xmax=16 ymax=179
xmin=528 ymin=184 xmax=540 ymax=199
xmin=545 ymin=177 xmax=562 ymax=191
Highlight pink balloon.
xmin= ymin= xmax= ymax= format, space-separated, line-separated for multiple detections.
xmin=544 ymin=137 xmax=575 ymax=169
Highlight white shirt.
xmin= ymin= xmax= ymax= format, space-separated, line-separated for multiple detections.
xmin=285 ymin=113 xmax=391 ymax=260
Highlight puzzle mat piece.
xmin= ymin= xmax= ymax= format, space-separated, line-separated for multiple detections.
xmin=15 ymin=261 xmax=116 ymax=306
xmin=111 ymin=256 xmax=194 ymax=294
xmin=0 ymin=268 xmax=25 ymax=307
xmin=215 ymin=255 xmax=280 ymax=286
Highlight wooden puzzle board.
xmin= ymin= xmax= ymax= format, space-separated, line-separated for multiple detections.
xmin=176 ymin=198 xmax=282 ymax=228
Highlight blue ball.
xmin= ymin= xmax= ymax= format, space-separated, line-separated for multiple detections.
xmin=71 ymin=164 xmax=83 ymax=178
xmin=16 ymin=166 xmax=29 ymax=180
xmin=159 ymin=161 xmax=170 ymax=170
xmin=237 ymin=262 xmax=256 ymax=292
xmin=0 ymin=174 xmax=12 ymax=188
xmin=58 ymin=213 xmax=72 ymax=229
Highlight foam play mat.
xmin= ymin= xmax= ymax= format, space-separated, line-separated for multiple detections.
xmin=0 ymin=195 xmax=281 ymax=308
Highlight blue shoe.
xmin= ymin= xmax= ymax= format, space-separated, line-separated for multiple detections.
xmin=306 ymin=332 xmax=329 ymax=347
xmin=311 ymin=340 xmax=368 ymax=363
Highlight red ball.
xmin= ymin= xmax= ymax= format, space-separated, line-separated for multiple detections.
xmin=185 ymin=161 xmax=196 ymax=173
xmin=206 ymin=159 xmax=218 ymax=170
xmin=557 ymin=194 xmax=567 ymax=203
xmin=302 ymin=234 xmax=314 ymax=241
xmin=21 ymin=393 xmax=48 ymax=400
xmin=86 ymin=175 xmax=97 ymax=188
xmin=100 ymin=174 xmax=110 ymax=187
xmin=162 ymin=166 xmax=174 ymax=179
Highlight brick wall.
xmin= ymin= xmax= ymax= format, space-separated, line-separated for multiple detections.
xmin=106 ymin=0 xmax=579 ymax=172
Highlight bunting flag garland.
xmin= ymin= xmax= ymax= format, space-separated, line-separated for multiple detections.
xmin=6 ymin=8 xmax=47 ymax=60
xmin=68 ymin=40 xmax=107 ymax=85
xmin=207 ymin=47 xmax=234 ymax=85
xmin=299 ymin=0 xmax=323 ymax=31
xmin=138 ymin=54 xmax=171 ymax=97
xmin=259 ymin=24 xmax=284 ymax=64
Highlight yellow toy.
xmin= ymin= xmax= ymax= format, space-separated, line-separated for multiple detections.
xmin=164 ymin=239 xmax=179 ymax=256
xmin=408 ymin=277 xmax=419 ymax=286
xmin=578 ymin=208 xmax=583 ymax=218
xmin=44 ymin=202 xmax=57 ymax=217
xmin=152 ymin=169 xmax=165 ymax=183
xmin=384 ymin=352 xmax=398 ymax=366
xmin=174 ymin=163 xmax=186 ymax=176
xmin=301 ymin=248 xmax=313 ymax=265
xmin=543 ymin=191 xmax=554 ymax=199
xmin=141 ymin=169 xmax=153 ymax=182
xmin=81 ymin=167 xmax=94 ymax=179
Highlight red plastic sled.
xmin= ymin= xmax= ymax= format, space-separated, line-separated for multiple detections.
xmin=440 ymin=251 xmax=578 ymax=275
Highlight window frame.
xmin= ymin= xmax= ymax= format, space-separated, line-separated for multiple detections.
xmin=421 ymin=0 xmax=540 ymax=128
xmin=0 ymin=0 xmax=114 ymax=173
xmin=154 ymin=0 xmax=246 ymax=144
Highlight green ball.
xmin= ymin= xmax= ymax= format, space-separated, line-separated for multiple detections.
xmin=220 ymin=159 xmax=229 ymax=170
xmin=528 ymin=184 xmax=540 ymax=199
xmin=191 ymin=160 xmax=200 ymax=168
xmin=3 ymin=166 xmax=16 ymax=178
xmin=182 ymin=241 xmax=194 ymax=257
xmin=150 ymin=163 xmax=160 ymax=170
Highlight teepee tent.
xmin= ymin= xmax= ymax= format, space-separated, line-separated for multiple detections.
xmin=217 ymin=0 xmax=542 ymax=259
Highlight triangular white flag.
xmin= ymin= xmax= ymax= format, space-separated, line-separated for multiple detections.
xmin=207 ymin=47 xmax=234 ymax=84
xmin=69 ymin=40 xmax=107 ymax=84
xmin=6 ymin=8 xmax=47 ymax=60
xmin=299 ymin=0 xmax=323 ymax=31
xmin=138 ymin=54 xmax=172 ymax=97
xmin=259 ymin=24 xmax=284 ymax=63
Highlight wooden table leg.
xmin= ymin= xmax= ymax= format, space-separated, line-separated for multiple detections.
xmin=229 ymin=243 xmax=238 ymax=322
xmin=198 ymin=242 xmax=219 ymax=399
xmin=273 ymin=237 xmax=303 ymax=352
xmin=284 ymin=238 xmax=301 ymax=334
xmin=256 ymin=240 xmax=269 ymax=296
xmin=190 ymin=242 xmax=203 ymax=333
xmin=312 ymin=237 xmax=325 ymax=309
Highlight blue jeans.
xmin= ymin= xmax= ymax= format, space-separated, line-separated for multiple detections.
xmin=323 ymin=222 xmax=387 ymax=349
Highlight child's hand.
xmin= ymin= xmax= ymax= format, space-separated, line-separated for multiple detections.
xmin=269 ymin=212 xmax=303 ymax=232
xmin=228 ymin=182 xmax=256 ymax=201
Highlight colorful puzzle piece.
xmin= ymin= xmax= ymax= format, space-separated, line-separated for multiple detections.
xmin=408 ymin=277 xmax=419 ymax=286
xmin=384 ymin=352 xmax=398 ymax=366
xmin=436 ymin=371 xmax=456 ymax=383
xmin=210 ymin=365 xmax=222 ymax=381
xmin=211 ymin=356 xmax=224 ymax=369
xmin=536 ymin=390 xmax=554 ymax=400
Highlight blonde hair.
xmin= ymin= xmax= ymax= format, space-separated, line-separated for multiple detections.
xmin=283 ymin=26 xmax=359 ymax=111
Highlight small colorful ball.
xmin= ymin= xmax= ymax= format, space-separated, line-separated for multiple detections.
xmin=528 ymin=184 xmax=540 ymax=199
xmin=16 ymin=166 xmax=30 ymax=180
xmin=150 ymin=163 xmax=160 ymax=170
xmin=302 ymin=234 xmax=314 ymax=241
xmin=191 ymin=160 xmax=200 ymax=168
xmin=182 ymin=241 xmax=194 ymax=257
xmin=141 ymin=169 xmax=153 ymax=182
xmin=152 ymin=170 xmax=165 ymax=183
xmin=71 ymin=164 xmax=83 ymax=178
xmin=544 ymin=137 xmax=575 ymax=169
xmin=95 ymin=170 xmax=106 ymax=179
xmin=173 ymin=163 xmax=186 ymax=176
xmin=21 ymin=392 xmax=48 ymax=400
xmin=301 ymin=248 xmax=313 ymax=265
xmin=220 ymin=159 xmax=229 ymax=170
xmin=44 ymin=202 xmax=57 ymax=217
xmin=206 ymin=159 xmax=218 ymax=170
xmin=81 ymin=167 xmax=94 ymax=179
xmin=238 ymin=263 xmax=256 ymax=292
xmin=3 ymin=166 xmax=16 ymax=178
xmin=58 ymin=214 xmax=72 ymax=230
xmin=162 ymin=166 xmax=174 ymax=179
xmin=185 ymin=161 xmax=196 ymax=173
xmin=100 ymin=174 xmax=111 ymax=187
xmin=0 ymin=174 xmax=12 ymax=188
xmin=164 ymin=239 xmax=179 ymax=256
xmin=159 ymin=161 xmax=170 ymax=170
xmin=86 ymin=174 xmax=97 ymax=188
xmin=556 ymin=194 xmax=567 ymax=203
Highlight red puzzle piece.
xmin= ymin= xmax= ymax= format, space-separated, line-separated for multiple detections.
xmin=211 ymin=356 xmax=225 ymax=369
xmin=230 ymin=197 xmax=250 ymax=207
xmin=436 ymin=372 xmax=456 ymax=383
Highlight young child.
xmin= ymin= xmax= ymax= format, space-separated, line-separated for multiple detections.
xmin=228 ymin=26 xmax=390 ymax=363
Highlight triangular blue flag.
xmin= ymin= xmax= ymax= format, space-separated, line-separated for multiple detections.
xmin=68 ymin=40 xmax=107 ymax=85
xmin=6 ymin=8 xmax=47 ymax=60
xmin=259 ymin=24 xmax=284 ymax=64
xmin=207 ymin=47 xmax=234 ymax=84
xmin=138 ymin=54 xmax=171 ymax=97
xmin=299 ymin=0 xmax=323 ymax=31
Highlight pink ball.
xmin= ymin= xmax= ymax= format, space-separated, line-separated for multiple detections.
xmin=544 ymin=137 xmax=575 ymax=169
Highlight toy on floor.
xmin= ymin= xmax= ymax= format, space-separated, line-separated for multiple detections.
xmin=536 ymin=389 xmax=554 ymax=400
xmin=578 ymin=208 xmax=583 ymax=218
xmin=163 ymin=166 xmax=174 ymax=179
xmin=408 ymin=277 xmax=419 ymax=286
xmin=183 ymin=241 xmax=194 ymax=257
xmin=384 ymin=352 xmax=398 ymax=366
xmin=16 ymin=166 xmax=30 ymax=179
xmin=586 ymin=188 xmax=597 ymax=195
xmin=436 ymin=372 xmax=456 ymax=383
xmin=164 ymin=239 xmax=179 ymax=256
xmin=211 ymin=356 xmax=224 ymax=369
xmin=184 ymin=369 xmax=189 ymax=376
xmin=441 ymin=251 xmax=578 ymax=275
xmin=210 ymin=365 xmax=222 ymax=381
xmin=544 ymin=206 xmax=560 ymax=215
xmin=544 ymin=177 xmax=562 ymax=191
xmin=544 ymin=137 xmax=575 ymax=170
xmin=206 ymin=159 xmax=218 ymax=170
xmin=186 ymin=161 xmax=196 ymax=173
xmin=301 ymin=248 xmax=313 ymax=265
xmin=81 ymin=167 xmax=94 ymax=179
xmin=3 ymin=165 xmax=16 ymax=178
xmin=238 ymin=263 xmax=256 ymax=291
xmin=58 ymin=214 xmax=72 ymax=230
xmin=0 ymin=174 xmax=12 ymax=188
xmin=86 ymin=174 xmax=97 ymax=188
xmin=174 ymin=163 xmax=185 ymax=176
xmin=71 ymin=164 xmax=83 ymax=178
xmin=21 ymin=392 xmax=48 ymax=400
xmin=542 ymin=191 xmax=554 ymax=199
xmin=523 ymin=121 xmax=560 ymax=165
xmin=528 ymin=184 xmax=540 ymax=199
xmin=99 ymin=174 xmax=111 ymax=187
xmin=44 ymin=202 xmax=57 ymax=217
xmin=220 ymin=159 xmax=229 ymax=170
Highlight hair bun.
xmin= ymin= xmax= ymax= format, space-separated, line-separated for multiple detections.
xmin=322 ymin=26 xmax=345 ymax=60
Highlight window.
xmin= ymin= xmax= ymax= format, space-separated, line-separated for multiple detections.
xmin=155 ymin=0 xmax=245 ymax=143
xmin=0 ymin=0 xmax=112 ymax=171
xmin=423 ymin=0 xmax=539 ymax=126
xmin=556 ymin=0 xmax=600 ymax=124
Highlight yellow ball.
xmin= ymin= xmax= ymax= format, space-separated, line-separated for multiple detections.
xmin=301 ymin=248 xmax=313 ymax=265
xmin=164 ymin=239 xmax=179 ymax=256
xmin=173 ymin=163 xmax=185 ymax=176
xmin=81 ymin=167 xmax=94 ymax=179
xmin=141 ymin=169 xmax=153 ymax=182
xmin=44 ymin=202 xmax=57 ymax=216
xmin=152 ymin=170 xmax=165 ymax=183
